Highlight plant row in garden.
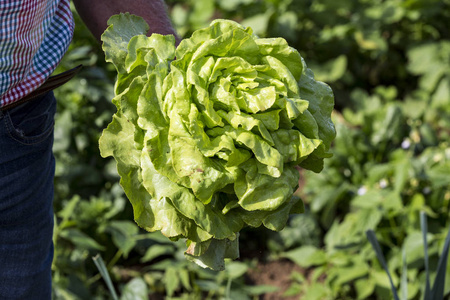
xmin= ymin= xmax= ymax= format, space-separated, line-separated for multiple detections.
xmin=50 ymin=0 xmax=449 ymax=299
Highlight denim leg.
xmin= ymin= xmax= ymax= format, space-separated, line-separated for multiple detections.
xmin=0 ymin=92 xmax=56 ymax=300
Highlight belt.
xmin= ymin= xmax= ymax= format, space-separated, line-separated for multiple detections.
xmin=1 ymin=65 xmax=83 ymax=111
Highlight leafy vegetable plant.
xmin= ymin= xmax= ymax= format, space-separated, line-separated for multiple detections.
xmin=99 ymin=13 xmax=335 ymax=270
xmin=366 ymin=211 xmax=450 ymax=300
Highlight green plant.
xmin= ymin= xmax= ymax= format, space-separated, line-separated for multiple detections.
xmin=279 ymin=95 xmax=450 ymax=299
xmin=92 ymin=255 xmax=120 ymax=300
xmin=278 ymin=86 xmax=449 ymax=300
xmin=367 ymin=211 xmax=450 ymax=300
xmin=52 ymin=8 xmax=280 ymax=299
xmin=50 ymin=1 xmax=450 ymax=299
xmin=98 ymin=13 xmax=335 ymax=270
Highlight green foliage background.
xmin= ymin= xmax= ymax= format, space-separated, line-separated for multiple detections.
xmin=51 ymin=0 xmax=450 ymax=299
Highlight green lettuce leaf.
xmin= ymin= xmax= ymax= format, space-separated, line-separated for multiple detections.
xmin=99 ymin=14 xmax=335 ymax=270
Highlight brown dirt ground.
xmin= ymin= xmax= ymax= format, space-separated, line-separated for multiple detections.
xmin=246 ymin=259 xmax=305 ymax=300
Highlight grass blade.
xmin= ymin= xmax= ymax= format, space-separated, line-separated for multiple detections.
xmin=400 ymin=247 xmax=408 ymax=300
xmin=421 ymin=211 xmax=431 ymax=297
xmin=92 ymin=254 xmax=119 ymax=300
xmin=366 ymin=230 xmax=400 ymax=300
xmin=430 ymin=223 xmax=450 ymax=300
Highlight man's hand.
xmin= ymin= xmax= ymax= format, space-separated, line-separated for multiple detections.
xmin=72 ymin=0 xmax=180 ymax=43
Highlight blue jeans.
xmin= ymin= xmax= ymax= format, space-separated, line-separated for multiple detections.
xmin=0 ymin=92 xmax=56 ymax=299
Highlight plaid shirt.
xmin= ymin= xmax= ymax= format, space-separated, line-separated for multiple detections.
xmin=0 ymin=0 xmax=74 ymax=108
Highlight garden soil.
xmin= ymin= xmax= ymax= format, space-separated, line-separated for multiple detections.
xmin=246 ymin=259 xmax=306 ymax=300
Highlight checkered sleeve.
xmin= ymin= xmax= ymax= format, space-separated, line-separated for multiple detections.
xmin=0 ymin=0 xmax=74 ymax=108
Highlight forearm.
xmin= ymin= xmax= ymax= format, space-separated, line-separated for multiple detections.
xmin=72 ymin=0 xmax=179 ymax=42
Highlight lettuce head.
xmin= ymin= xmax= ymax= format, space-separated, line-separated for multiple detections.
xmin=99 ymin=13 xmax=336 ymax=270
